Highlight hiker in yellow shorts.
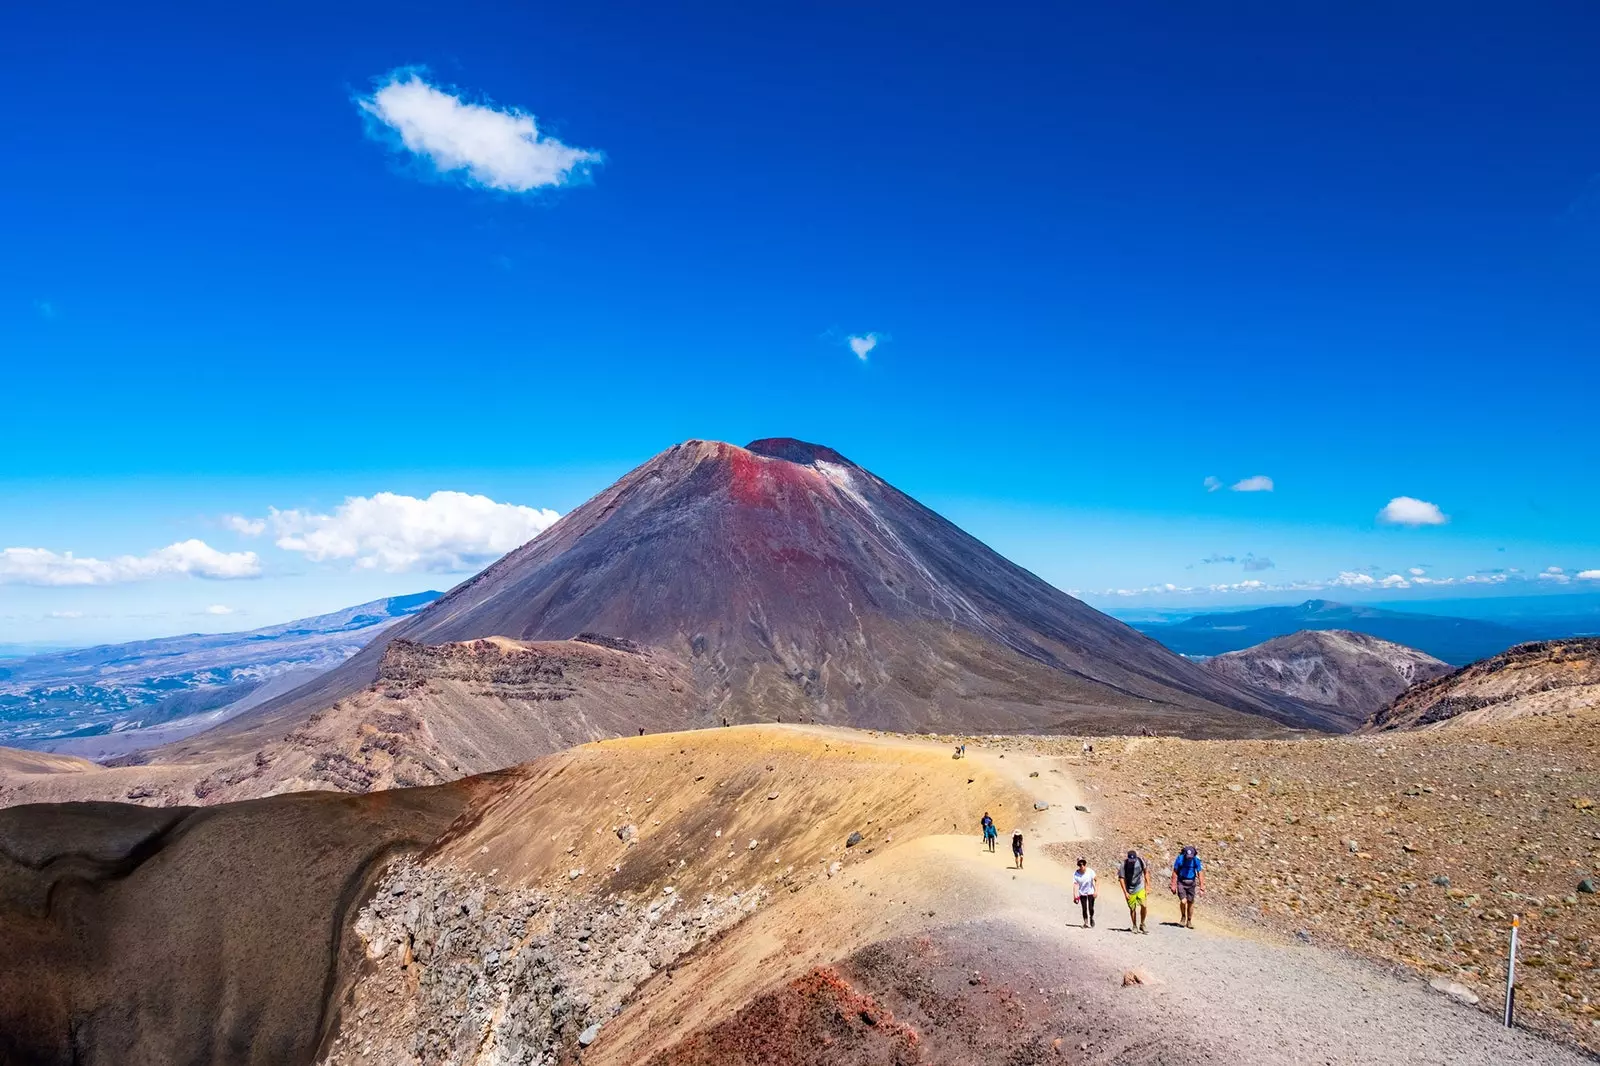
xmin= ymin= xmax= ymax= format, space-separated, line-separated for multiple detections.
xmin=1118 ymin=849 xmax=1149 ymax=934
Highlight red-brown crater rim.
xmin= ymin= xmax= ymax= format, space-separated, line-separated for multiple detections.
xmin=744 ymin=438 xmax=854 ymax=467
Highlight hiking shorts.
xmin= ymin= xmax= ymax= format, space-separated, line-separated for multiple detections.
xmin=1126 ymin=888 xmax=1147 ymax=908
xmin=1176 ymin=879 xmax=1197 ymax=902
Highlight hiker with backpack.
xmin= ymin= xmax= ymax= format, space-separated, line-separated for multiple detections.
xmin=1171 ymin=845 xmax=1204 ymax=928
xmin=981 ymin=812 xmax=997 ymax=853
xmin=1118 ymin=849 xmax=1149 ymax=934
xmin=1012 ymin=829 xmax=1025 ymax=870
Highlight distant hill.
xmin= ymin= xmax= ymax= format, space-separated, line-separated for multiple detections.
xmin=1135 ymin=599 xmax=1532 ymax=665
xmin=0 ymin=592 xmax=439 ymax=759
xmin=1202 ymin=629 xmax=1452 ymax=719
xmin=1368 ymin=637 xmax=1600 ymax=730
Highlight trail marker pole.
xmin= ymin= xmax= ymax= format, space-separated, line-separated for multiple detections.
xmin=1503 ymin=915 xmax=1520 ymax=1028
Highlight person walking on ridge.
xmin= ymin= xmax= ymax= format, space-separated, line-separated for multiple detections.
xmin=1171 ymin=845 xmax=1204 ymax=929
xmin=981 ymin=812 xmax=997 ymax=853
xmin=1073 ymin=857 xmax=1097 ymax=927
xmin=1118 ymin=849 xmax=1149 ymax=934
xmin=1012 ymin=829 xmax=1025 ymax=870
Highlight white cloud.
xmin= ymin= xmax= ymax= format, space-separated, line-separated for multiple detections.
xmin=358 ymin=72 xmax=599 ymax=193
xmin=1331 ymin=571 xmax=1376 ymax=588
xmin=1539 ymin=566 xmax=1570 ymax=584
xmin=847 ymin=334 xmax=879 ymax=360
xmin=48 ymin=610 xmax=83 ymax=619
xmin=1578 ymin=570 xmax=1600 ymax=581
xmin=1408 ymin=566 xmax=1426 ymax=576
xmin=1230 ymin=475 xmax=1274 ymax=492
xmin=0 ymin=540 xmax=261 ymax=586
xmin=224 ymin=515 xmax=267 ymax=536
xmin=249 ymin=490 xmax=560 ymax=573
xmin=1378 ymin=496 xmax=1447 ymax=526
xmin=204 ymin=604 xmax=236 ymax=615
xmin=1377 ymin=573 xmax=1411 ymax=588
xmin=1203 ymin=476 xmax=1222 ymax=492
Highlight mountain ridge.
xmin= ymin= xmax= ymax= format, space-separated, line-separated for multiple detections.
xmin=0 ymin=592 xmax=439 ymax=759
xmin=1202 ymin=628 xmax=1452 ymax=718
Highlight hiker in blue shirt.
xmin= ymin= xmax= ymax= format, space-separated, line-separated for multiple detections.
xmin=981 ymin=812 xmax=997 ymax=853
xmin=1170 ymin=845 xmax=1204 ymax=929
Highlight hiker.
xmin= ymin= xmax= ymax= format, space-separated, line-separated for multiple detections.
xmin=1171 ymin=845 xmax=1204 ymax=929
xmin=1012 ymin=829 xmax=1025 ymax=870
xmin=1073 ymin=857 xmax=1097 ymax=927
xmin=981 ymin=812 xmax=997 ymax=853
xmin=1118 ymin=849 xmax=1149 ymax=934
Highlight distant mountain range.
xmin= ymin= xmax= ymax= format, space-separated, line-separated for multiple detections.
xmin=0 ymin=592 xmax=439 ymax=758
xmin=1133 ymin=598 xmax=1574 ymax=665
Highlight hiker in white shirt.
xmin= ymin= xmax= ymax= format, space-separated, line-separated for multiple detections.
xmin=1072 ymin=857 xmax=1098 ymax=927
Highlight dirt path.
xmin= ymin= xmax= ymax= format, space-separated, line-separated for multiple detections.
xmin=569 ymin=726 xmax=1588 ymax=1064
xmin=939 ymin=736 xmax=1588 ymax=1064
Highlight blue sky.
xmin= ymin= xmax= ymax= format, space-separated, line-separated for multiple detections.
xmin=2 ymin=2 xmax=1599 ymax=643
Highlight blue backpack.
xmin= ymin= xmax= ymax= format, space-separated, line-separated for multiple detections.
xmin=1174 ymin=850 xmax=1202 ymax=880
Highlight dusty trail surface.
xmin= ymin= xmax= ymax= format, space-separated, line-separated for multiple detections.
xmin=618 ymin=733 xmax=1582 ymax=1065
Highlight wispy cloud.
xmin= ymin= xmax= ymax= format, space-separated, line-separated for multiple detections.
xmin=1200 ymin=553 xmax=1234 ymax=564
xmin=34 ymin=299 xmax=57 ymax=320
xmin=235 ymin=490 xmax=560 ymax=573
xmin=1240 ymin=553 xmax=1274 ymax=572
xmin=1378 ymin=496 xmax=1448 ymax=526
xmin=204 ymin=604 xmax=236 ymax=615
xmin=1203 ymin=476 xmax=1222 ymax=493
xmin=224 ymin=515 xmax=267 ymax=536
xmin=1539 ymin=566 xmax=1570 ymax=584
xmin=358 ymin=70 xmax=599 ymax=193
xmin=1230 ymin=475 xmax=1274 ymax=493
xmin=0 ymin=541 xmax=261 ymax=586
xmin=847 ymin=333 xmax=880 ymax=360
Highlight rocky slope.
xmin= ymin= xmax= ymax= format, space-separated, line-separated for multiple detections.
xmin=195 ymin=438 xmax=1346 ymax=757
xmin=0 ymin=635 xmax=699 ymax=808
xmin=1062 ymin=704 xmax=1600 ymax=1052
xmin=0 ymin=780 xmax=485 ymax=1066
xmin=1369 ymin=638 xmax=1600 ymax=730
xmin=0 ymin=592 xmax=438 ymax=759
xmin=1203 ymin=629 xmax=1451 ymax=718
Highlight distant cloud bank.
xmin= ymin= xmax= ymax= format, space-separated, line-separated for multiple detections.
xmin=1378 ymin=496 xmax=1447 ymax=526
xmin=358 ymin=71 xmax=600 ymax=193
xmin=229 ymin=490 xmax=561 ymax=573
xmin=0 ymin=540 xmax=260 ymax=586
